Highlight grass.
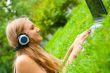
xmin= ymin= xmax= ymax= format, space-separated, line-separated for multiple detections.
xmin=45 ymin=0 xmax=93 ymax=58
xmin=45 ymin=0 xmax=110 ymax=73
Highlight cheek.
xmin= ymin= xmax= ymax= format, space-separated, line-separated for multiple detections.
xmin=27 ymin=30 xmax=42 ymax=43
xmin=36 ymin=34 xmax=42 ymax=41
xmin=31 ymin=31 xmax=42 ymax=41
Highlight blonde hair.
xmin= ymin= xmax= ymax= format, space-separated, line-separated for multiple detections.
xmin=6 ymin=18 xmax=62 ymax=73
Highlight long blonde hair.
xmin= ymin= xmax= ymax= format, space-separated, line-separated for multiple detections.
xmin=6 ymin=18 xmax=62 ymax=73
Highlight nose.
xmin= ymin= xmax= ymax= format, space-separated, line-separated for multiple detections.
xmin=36 ymin=28 xmax=40 ymax=32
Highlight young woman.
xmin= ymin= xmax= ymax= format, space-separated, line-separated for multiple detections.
xmin=6 ymin=17 xmax=91 ymax=73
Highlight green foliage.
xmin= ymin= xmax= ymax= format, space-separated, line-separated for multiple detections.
xmin=11 ymin=0 xmax=37 ymax=17
xmin=45 ymin=0 xmax=110 ymax=73
xmin=32 ymin=0 xmax=80 ymax=37
xmin=103 ymin=0 xmax=110 ymax=11
xmin=0 ymin=0 xmax=110 ymax=73
xmin=0 ymin=0 xmax=79 ymax=73
xmin=0 ymin=22 xmax=15 ymax=73
xmin=0 ymin=0 xmax=36 ymax=73
xmin=45 ymin=0 xmax=93 ymax=58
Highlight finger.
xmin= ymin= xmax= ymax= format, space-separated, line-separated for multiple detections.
xmin=80 ymin=29 xmax=91 ymax=42
xmin=67 ymin=51 xmax=76 ymax=64
xmin=63 ymin=46 xmax=73 ymax=62
xmin=82 ymin=29 xmax=91 ymax=38
xmin=67 ymin=45 xmax=82 ymax=64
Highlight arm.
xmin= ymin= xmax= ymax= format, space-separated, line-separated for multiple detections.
xmin=63 ymin=28 xmax=91 ymax=65
xmin=16 ymin=55 xmax=45 ymax=73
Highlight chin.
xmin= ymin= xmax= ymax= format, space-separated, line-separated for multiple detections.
xmin=37 ymin=38 xmax=42 ymax=44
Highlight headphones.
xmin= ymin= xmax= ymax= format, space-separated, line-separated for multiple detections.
xmin=15 ymin=33 xmax=29 ymax=51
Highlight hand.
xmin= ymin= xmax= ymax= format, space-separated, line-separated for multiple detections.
xmin=67 ymin=29 xmax=91 ymax=64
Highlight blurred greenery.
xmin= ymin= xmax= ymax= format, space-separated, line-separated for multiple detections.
xmin=0 ymin=0 xmax=110 ymax=73
xmin=45 ymin=0 xmax=110 ymax=73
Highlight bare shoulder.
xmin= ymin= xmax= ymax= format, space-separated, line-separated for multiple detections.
xmin=15 ymin=54 xmax=33 ymax=65
xmin=15 ymin=55 xmax=45 ymax=73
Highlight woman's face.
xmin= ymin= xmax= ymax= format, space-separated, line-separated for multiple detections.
xmin=23 ymin=19 xmax=42 ymax=44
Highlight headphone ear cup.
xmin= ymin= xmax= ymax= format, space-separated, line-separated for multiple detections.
xmin=18 ymin=34 xmax=29 ymax=45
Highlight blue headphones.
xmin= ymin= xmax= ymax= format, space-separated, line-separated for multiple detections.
xmin=15 ymin=33 xmax=29 ymax=51
xmin=18 ymin=34 xmax=29 ymax=45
